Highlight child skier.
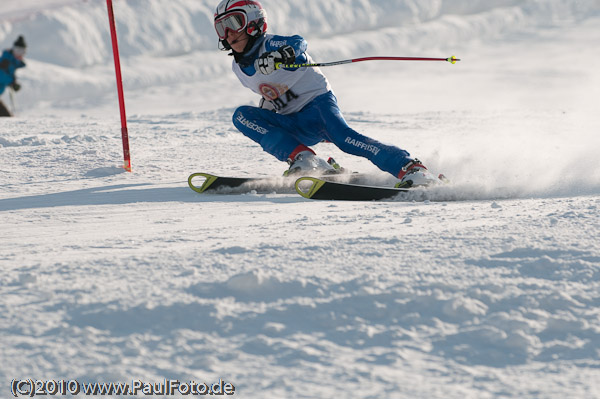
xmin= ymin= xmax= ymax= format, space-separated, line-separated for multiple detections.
xmin=0 ymin=36 xmax=26 ymax=117
xmin=213 ymin=0 xmax=437 ymax=186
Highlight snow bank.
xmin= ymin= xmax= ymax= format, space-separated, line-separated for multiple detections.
xmin=2 ymin=0 xmax=598 ymax=68
xmin=1 ymin=0 xmax=598 ymax=127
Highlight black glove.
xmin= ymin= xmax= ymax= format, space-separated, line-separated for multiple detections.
xmin=10 ymin=81 xmax=21 ymax=92
xmin=255 ymin=45 xmax=296 ymax=75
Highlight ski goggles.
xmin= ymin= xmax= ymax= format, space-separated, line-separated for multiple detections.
xmin=214 ymin=11 xmax=247 ymax=39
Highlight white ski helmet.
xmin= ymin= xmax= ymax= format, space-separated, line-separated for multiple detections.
xmin=214 ymin=0 xmax=267 ymax=45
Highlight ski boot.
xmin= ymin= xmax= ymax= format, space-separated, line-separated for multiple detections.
xmin=395 ymin=159 xmax=441 ymax=188
xmin=284 ymin=151 xmax=343 ymax=177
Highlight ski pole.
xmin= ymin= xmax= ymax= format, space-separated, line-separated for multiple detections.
xmin=276 ymin=55 xmax=460 ymax=70
xmin=8 ymin=87 xmax=17 ymax=116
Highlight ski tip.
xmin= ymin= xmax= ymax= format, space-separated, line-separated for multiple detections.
xmin=188 ymin=173 xmax=218 ymax=194
xmin=295 ymin=176 xmax=326 ymax=199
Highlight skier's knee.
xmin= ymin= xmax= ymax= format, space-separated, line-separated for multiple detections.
xmin=232 ymin=105 xmax=253 ymax=124
xmin=232 ymin=105 xmax=259 ymax=132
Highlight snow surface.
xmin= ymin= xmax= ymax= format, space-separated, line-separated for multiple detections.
xmin=1 ymin=0 xmax=600 ymax=398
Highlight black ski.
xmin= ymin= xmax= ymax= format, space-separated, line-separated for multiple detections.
xmin=188 ymin=172 xmax=367 ymax=194
xmin=295 ymin=176 xmax=410 ymax=201
xmin=188 ymin=173 xmax=294 ymax=194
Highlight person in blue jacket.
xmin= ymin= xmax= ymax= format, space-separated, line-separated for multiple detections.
xmin=214 ymin=0 xmax=438 ymax=186
xmin=0 ymin=36 xmax=27 ymax=117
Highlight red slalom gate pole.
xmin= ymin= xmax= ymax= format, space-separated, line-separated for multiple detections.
xmin=106 ymin=0 xmax=131 ymax=172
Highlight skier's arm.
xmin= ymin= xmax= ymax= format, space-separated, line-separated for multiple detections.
xmin=0 ymin=64 xmax=12 ymax=87
xmin=0 ymin=54 xmax=24 ymax=86
xmin=255 ymin=35 xmax=309 ymax=75
xmin=0 ymin=57 xmax=10 ymax=73
xmin=265 ymin=35 xmax=307 ymax=64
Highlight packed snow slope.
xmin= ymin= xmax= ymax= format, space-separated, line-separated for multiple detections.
xmin=1 ymin=1 xmax=600 ymax=398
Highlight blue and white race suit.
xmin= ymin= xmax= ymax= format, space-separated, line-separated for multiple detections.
xmin=231 ymin=34 xmax=412 ymax=177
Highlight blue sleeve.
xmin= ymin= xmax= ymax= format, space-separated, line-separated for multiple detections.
xmin=0 ymin=52 xmax=9 ymax=71
xmin=264 ymin=35 xmax=309 ymax=69
xmin=0 ymin=54 xmax=12 ymax=87
xmin=0 ymin=73 xmax=11 ymax=88
xmin=0 ymin=51 xmax=23 ymax=86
